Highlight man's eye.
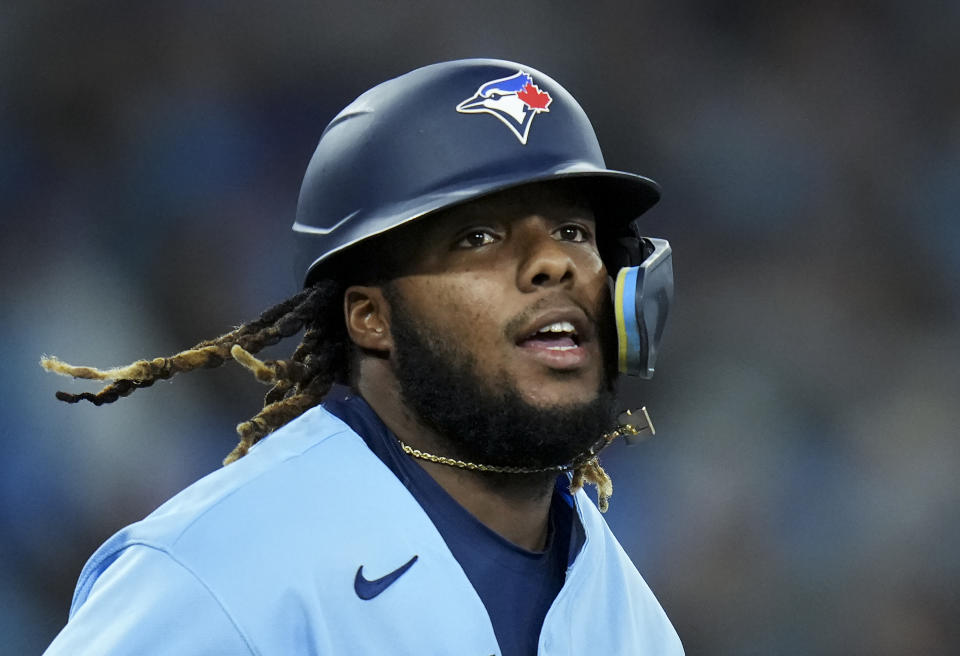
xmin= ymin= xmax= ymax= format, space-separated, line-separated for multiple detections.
xmin=456 ymin=230 xmax=497 ymax=248
xmin=555 ymin=225 xmax=590 ymax=242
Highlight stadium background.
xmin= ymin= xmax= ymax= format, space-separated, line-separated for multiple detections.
xmin=2 ymin=2 xmax=958 ymax=653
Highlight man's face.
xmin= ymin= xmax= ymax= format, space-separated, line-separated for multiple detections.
xmin=380 ymin=182 xmax=618 ymax=467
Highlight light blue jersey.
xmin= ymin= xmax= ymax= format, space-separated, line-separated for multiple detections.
xmin=45 ymin=406 xmax=683 ymax=655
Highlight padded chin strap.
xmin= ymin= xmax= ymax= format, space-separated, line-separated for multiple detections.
xmin=612 ymin=237 xmax=673 ymax=378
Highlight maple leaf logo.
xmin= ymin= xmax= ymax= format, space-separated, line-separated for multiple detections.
xmin=517 ymin=82 xmax=552 ymax=111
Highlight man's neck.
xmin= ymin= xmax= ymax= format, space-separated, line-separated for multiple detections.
xmin=356 ymin=362 xmax=557 ymax=551
xmin=410 ymin=459 xmax=558 ymax=551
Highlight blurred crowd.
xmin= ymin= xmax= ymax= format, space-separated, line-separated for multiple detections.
xmin=2 ymin=1 xmax=957 ymax=653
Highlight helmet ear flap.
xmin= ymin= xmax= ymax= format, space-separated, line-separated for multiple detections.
xmin=612 ymin=237 xmax=643 ymax=270
xmin=606 ymin=219 xmax=652 ymax=269
xmin=609 ymin=224 xmax=673 ymax=379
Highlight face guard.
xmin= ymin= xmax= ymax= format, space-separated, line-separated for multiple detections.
xmin=612 ymin=237 xmax=673 ymax=378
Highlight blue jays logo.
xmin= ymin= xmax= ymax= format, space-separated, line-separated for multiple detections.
xmin=455 ymin=71 xmax=553 ymax=145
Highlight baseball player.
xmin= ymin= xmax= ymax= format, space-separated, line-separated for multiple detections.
xmin=42 ymin=59 xmax=682 ymax=655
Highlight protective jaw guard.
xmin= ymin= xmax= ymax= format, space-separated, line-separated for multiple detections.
xmin=613 ymin=237 xmax=673 ymax=379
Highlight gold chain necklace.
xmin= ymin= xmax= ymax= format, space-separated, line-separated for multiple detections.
xmin=396 ymin=407 xmax=655 ymax=474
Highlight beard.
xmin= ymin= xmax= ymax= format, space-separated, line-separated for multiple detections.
xmin=384 ymin=285 xmax=618 ymax=470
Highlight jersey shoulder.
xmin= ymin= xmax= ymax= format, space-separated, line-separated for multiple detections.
xmin=542 ymin=491 xmax=684 ymax=654
xmin=71 ymin=406 xmax=385 ymax=611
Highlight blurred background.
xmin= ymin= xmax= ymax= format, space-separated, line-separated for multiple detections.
xmin=2 ymin=1 xmax=958 ymax=653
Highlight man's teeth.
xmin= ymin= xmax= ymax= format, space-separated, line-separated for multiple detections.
xmin=536 ymin=321 xmax=577 ymax=335
xmin=529 ymin=321 xmax=579 ymax=350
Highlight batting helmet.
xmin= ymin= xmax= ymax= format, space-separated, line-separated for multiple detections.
xmin=292 ymin=58 xmax=672 ymax=378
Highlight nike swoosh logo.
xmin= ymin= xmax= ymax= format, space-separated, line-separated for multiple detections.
xmin=354 ymin=555 xmax=418 ymax=600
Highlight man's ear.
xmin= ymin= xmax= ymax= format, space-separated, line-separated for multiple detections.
xmin=344 ymin=285 xmax=393 ymax=352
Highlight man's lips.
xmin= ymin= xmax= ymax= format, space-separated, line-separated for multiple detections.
xmin=514 ymin=307 xmax=593 ymax=345
xmin=513 ymin=307 xmax=594 ymax=370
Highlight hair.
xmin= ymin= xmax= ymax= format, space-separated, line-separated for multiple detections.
xmin=41 ymin=278 xmax=349 ymax=465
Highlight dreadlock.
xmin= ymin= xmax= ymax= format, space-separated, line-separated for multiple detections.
xmin=41 ymin=278 xmax=349 ymax=465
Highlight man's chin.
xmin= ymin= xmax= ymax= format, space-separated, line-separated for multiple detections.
xmin=518 ymin=393 xmax=597 ymax=416
xmin=515 ymin=376 xmax=611 ymax=411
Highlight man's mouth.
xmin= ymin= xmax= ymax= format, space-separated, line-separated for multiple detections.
xmin=514 ymin=312 xmax=592 ymax=370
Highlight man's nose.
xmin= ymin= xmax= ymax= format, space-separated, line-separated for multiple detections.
xmin=515 ymin=228 xmax=575 ymax=292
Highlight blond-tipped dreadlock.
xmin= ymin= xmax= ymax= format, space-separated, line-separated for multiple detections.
xmin=570 ymin=458 xmax=614 ymax=513
xmin=41 ymin=279 xmax=348 ymax=465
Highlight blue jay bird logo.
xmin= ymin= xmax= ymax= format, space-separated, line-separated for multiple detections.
xmin=456 ymin=71 xmax=553 ymax=145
